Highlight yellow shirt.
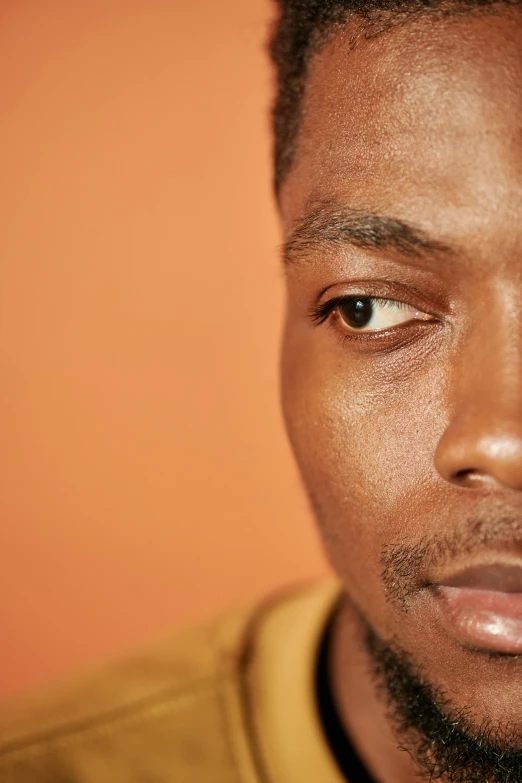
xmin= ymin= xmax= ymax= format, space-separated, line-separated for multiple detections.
xmin=0 ymin=581 xmax=346 ymax=782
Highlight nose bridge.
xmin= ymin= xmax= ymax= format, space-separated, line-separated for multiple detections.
xmin=435 ymin=299 xmax=522 ymax=491
xmin=470 ymin=313 xmax=522 ymax=414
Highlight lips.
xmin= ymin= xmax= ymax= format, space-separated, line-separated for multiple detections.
xmin=433 ymin=564 xmax=522 ymax=654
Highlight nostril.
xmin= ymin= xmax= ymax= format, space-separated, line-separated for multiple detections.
xmin=454 ymin=468 xmax=475 ymax=479
xmin=453 ymin=468 xmax=484 ymax=486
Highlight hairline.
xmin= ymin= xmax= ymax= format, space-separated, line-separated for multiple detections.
xmin=273 ymin=0 xmax=521 ymax=201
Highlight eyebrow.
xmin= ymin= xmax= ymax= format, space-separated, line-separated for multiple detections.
xmin=283 ymin=202 xmax=454 ymax=267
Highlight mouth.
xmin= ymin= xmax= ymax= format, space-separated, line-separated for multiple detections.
xmin=431 ymin=564 xmax=522 ymax=655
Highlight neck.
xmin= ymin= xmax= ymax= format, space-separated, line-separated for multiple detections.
xmin=328 ymin=599 xmax=421 ymax=783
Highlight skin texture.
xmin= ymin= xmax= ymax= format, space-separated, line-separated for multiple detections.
xmin=279 ymin=9 xmax=522 ymax=783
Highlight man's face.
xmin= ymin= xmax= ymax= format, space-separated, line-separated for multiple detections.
xmin=281 ymin=9 xmax=522 ymax=740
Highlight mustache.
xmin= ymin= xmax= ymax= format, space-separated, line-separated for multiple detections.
xmin=380 ymin=514 xmax=522 ymax=606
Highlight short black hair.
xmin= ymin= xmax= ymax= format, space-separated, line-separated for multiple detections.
xmin=269 ymin=0 xmax=520 ymax=195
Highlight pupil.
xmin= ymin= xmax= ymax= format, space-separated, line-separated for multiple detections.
xmin=339 ymin=298 xmax=374 ymax=329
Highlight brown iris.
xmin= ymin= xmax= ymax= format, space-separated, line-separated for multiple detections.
xmin=338 ymin=298 xmax=374 ymax=329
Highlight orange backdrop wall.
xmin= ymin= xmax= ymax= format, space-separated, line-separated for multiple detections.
xmin=0 ymin=0 xmax=328 ymax=700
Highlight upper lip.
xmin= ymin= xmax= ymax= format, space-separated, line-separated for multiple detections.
xmin=436 ymin=563 xmax=522 ymax=593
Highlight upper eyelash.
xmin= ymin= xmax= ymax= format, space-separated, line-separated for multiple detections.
xmin=309 ymin=296 xmax=410 ymax=326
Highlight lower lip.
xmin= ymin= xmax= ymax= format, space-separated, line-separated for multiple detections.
xmin=435 ymin=586 xmax=522 ymax=654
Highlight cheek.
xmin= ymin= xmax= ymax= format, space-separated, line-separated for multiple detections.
xmin=282 ymin=319 xmax=448 ymax=593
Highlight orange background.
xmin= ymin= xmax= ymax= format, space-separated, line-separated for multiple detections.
xmin=0 ymin=0 xmax=327 ymax=700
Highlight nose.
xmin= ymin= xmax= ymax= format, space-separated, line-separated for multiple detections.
xmin=434 ymin=322 xmax=522 ymax=492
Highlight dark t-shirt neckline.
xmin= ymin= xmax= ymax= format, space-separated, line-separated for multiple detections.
xmin=315 ymin=613 xmax=375 ymax=783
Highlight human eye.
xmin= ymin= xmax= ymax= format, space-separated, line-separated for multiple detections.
xmin=310 ymin=296 xmax=434 ymax=334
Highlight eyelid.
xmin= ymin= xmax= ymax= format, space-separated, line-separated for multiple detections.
xmin=313 ymin=277 xmax=444 ymax=312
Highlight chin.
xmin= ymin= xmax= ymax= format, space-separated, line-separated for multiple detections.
xmin=374 ymin=601 xmax=522 ymax=734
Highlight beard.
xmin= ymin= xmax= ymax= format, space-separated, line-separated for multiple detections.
xmin=363 ymin=622 xmax=522 ymax=783
xmin=306 ymin=486 xmax=522 ymax=780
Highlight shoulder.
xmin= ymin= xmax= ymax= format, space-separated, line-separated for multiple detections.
xmin=0 ymin=580 xmax=339 ymax=783
xmin=0 ymin=600 xmax=259 ymax=783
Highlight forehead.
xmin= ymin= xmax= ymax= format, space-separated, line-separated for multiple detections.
xmin=280 ymin=11 xmax=522 ymax=240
